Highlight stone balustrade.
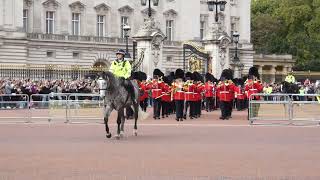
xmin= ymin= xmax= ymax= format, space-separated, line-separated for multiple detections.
xmin=26 ymin=33 xmax=136 ymax=44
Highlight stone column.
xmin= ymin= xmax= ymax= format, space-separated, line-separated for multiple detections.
xmin=270 ymin=65 xmax=276 ymax=83
xmin=283 ymin=65 xmax=288 ymax=81
xmin=204 ymin=22 xmax=231 ymax=79
xmin=133 ymin=17 xmax=165 ymax=77
xmin=258 ymin=65 xmax=263 ymax=81
xmin=205 ymin=41 xmax=220 ymax=78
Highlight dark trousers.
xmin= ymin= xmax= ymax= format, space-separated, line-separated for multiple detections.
xmin=184 ymin=101 xmax=195 ymax=118
xmin=139 ymin=99 xmax=148 ymax=112
xmin=153 ymin=98 xmax=161 ymax=118
xmin=161 ymin=101 xmax=170 ymax=117
xmin=205 ymin=97 xmax=214 ymax=111
xmin=220 ymin=101 xmax=232 ymax=118
xmin=175 ymin=100 xmax=184 ymax=119
xmin=236 ymin=99 xmax=245 ymax=111
xmin=195 ymin=101 xmax=202 ymax=117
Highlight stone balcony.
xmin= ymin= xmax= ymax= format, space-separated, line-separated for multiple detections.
xmin=26 ymin=33 xmax=134 ymax=44
xmin=26 ymin=33 xmax=184 ymax=47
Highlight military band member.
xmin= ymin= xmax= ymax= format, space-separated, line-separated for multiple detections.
xmin=204 ymin=73 xmax=215 ymax=112
xmin=235 ymin=83 xmax=246 ymax=111
xmin=184 ymin=72 xmax=196 ymax=119
xmin=217 ymin=69 xmax=236 ymax=120
xmin=193 ymin=72 xmax=204 ymax=118
xmin=245 ymin=67 xmax=263 ymax=119
xmin=172 ymin=69 xmax=185 ymax=121
xmin=150 ymin=69 xmax=164 ymax=120
xmin=137 ymin=71 xmax=148 ymax=112
xmin=161 ymin=76 xmax=172 ymax=118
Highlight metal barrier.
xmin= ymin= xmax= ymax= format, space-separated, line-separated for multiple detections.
xmin=0 ymin=94 xmax=30 ymax=123
xmin=249 ymin=93 xmax=320 ymax=125
xmin=67 ymin=94 xmax=103 ymax=123
xmin=29 ymin=94 xmax=68 ymax=122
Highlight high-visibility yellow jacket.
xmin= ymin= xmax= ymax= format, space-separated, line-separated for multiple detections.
xmin=285 ymin=75 xmax=296 ymax=83
xmin=109 ymin=59 xmax=132 ymax=79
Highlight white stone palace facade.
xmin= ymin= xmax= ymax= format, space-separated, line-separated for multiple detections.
xmin=0 ymin=0 xmax=292 ymax=81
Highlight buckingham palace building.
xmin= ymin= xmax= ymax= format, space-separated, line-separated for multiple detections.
xmin=0 ymin=0 xmax=260 ymax=79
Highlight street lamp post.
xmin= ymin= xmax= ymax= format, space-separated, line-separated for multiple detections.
xmin=141 ymin=0 xmax=159 ymax=18
xmin=232 ymin=31 xmax=240 ymax=62
xmin=123 ymin=24 xmax=131 ymax=58
xmin=207 ymin=0 xmax=227 ymax=22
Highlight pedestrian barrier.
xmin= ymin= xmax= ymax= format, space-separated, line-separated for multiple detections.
xmin=67 ymin=94 xmax=104 ymax=123
xmin=249 ymin=93 xmax=320 ymax=125
xmin=0 ymin=94 xmax=30 ymax=123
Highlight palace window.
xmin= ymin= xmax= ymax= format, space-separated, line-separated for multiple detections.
xmin=46 ymin=11 xmax=55 ymax=34
xmin=121 ymin=16 xmax=129 ymax=38
xmin=97 ymin=15 xmax=105 ymax=37
xmin=166 ymin=20 xmax=174 ymax=41
xmin=72 ymin=13 xmax=81 ymax=36
xmin=200 ymin=21 xmax=205 ymax=40
xmin=23 ymin=9 xmax=28 ymax=32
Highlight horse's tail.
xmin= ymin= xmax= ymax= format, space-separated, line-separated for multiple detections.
xmin=137 ymin=106 xmax=149 ymax=121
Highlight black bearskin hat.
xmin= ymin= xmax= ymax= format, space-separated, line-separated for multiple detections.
xmin=193 ymin=71 xmax=204 ymax=83
xmin=132 ymin=72 xmax=140 ymax=81
xmin=153 ymin=69 xmax=164 ymax=78
xmin=220 ymin=69 xmax=234 ymax=81
xmin=205 ymin=73 xmax=214 ymax=82
xmin=163 ymin=76 xmax=170 ymax=84
xmin=174 ymin=69 xmax=185 ymax=79
xmin=139 ymin=71 xmax=147 ymax=81
xmin=185 ymin=72 xmax=194 ymax=81
xmin=248 ymin=67 xmax=260 ymax=80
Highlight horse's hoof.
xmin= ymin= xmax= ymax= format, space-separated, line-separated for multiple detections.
xmin=115 ymin=135 xmax=121 ymax=140
xmin=106 ymin=133 xmax=112 ymax=139
xmin=133 ymin=130 xmax=138 ymax=136
xmin=120 ymin=131 xmax=125 ymax=138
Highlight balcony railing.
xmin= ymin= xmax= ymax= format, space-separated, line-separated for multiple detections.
xmin=27 ymin=33 xmax=134 ymax=44
xmin=27 ymin=33 xmax=182 ymax=47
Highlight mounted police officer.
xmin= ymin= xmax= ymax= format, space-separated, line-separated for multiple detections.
xmin=109 ymin=49 xmax=135 ymax=103
xmin=285 ymin=71 xmax=296 ymax=84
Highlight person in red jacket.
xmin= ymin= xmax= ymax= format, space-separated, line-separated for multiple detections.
xmin=192 ymin=72 xmax=204 ymax=118
xmin=245 ymin=67 xmax=263 ymax=119
xmin=161 ymin=76 xmax=172 ymax=118
xmin=184 ymin=72 xmax=196 ymax=119
xmin=217 ymin=69 xmax=236 ymax=120
xmin=234 ymin=83 xmax=246 ymax=111
xmin=138 ymin=72 xmax=148 ymax=112
xmin=150 ymin=69 xmax=164 ymax=120
xmin=204 ymin=73 xmax=215 ymax=112
xmin=172 ymin=69 xmax=185 ymax=121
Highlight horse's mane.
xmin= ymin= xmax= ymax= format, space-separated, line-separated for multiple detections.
xmin=102 ymin=71 xmax=118 ymax=91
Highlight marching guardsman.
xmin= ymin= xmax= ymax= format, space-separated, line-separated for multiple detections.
xmin=150 ymin=69 xmax=164 ymax=120
xmin=245 ymin=67 xmax=263 ymax=119
xmin=217 ymin=69 xmax=236 ymax=120
xmin=234 ymin=79 xmax=246 ymax=111
xmin=193 ymin=72 xmax=204 ymax=118
xmin=172 ymin=69 xmax=185 ymax=121
xmin=137 ymin=71 xmax=148 ymax=112
xmin=204 ymin=73 xmax=215 ymax=112
xmin=184 ymin=72 xmax=196 ymax=119
xmin=161 ymin=76 xmax=172 ymax=118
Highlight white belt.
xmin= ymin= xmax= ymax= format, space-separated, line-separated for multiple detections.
xmin=220 ymin=91 xmax=229 ymax=94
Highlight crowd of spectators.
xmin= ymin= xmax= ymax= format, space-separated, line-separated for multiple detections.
xmin=262 ymin=78 xmax=320 ymax=95
xmin=0 ymin=78 xmax=99 ymax=109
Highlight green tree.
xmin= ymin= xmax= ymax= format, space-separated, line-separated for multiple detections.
xmin=252 ymin=0 xmax=320 ymax=71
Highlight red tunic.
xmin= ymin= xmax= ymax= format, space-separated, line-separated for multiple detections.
xmin=204 ymin=82 xmax=214 ymax=98
xmin=234 ymin=86 xmax=245 ymax=100
xmin=245 ymin=80 xmax=263 ymax=100
xmin=217 ymin=81 xmax=236 ymax=102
